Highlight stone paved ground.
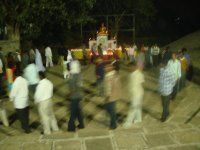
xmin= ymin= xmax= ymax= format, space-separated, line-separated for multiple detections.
xmin=0 ymin=64 xmax=200 ymax=150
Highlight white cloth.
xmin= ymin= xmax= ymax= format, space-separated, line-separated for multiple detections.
xmin=35 ymin=49 xmax=45 ymax=72
xmin=10 ymin=76 xmax=29 ymax=109
xmin=24 ymin=63 xmax=40 ymax=85
xmin=45 ymin=47 xmax=53 ymax=67
xmin=34 ymin=78 xmax=53 ymax=103
xmin=45 ymin=47 xmax=52 ymax=57
xmin=37 ymin=98 xmax=59 ymax=135
xmin=70 ymin=59 xmax=81 ymax=74
xmin=151 ymin=46 xmax=160 ymax=55
xmin=167 ymin=59 xmax=181 ymax=80
xmin=128 ymin=47 xmax=134 ymax=56
xmin=129 ymin=69 xmax=145 ymax=97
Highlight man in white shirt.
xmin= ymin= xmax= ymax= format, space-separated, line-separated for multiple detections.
xmin=63 ymin=49 xmax=72 ymax=79
xmin=45 ymin=46 xmax=53 ymax=67
xmin=167 ymin=52 xmax=181 ymax=99
xmin=123 ymin=62 xmax=145 ymax=128
xmin=24 ymin=60 xmax=40 ymax=96
xmin=10 ymin=71 xmax=31 ymax=133
xmin=34 ymin=71 xmax=59 ymax=135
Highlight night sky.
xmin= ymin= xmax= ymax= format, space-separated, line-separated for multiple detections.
xmin=155 ymin=0 xmax=200 ymax=35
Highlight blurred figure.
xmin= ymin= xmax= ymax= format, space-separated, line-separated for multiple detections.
xmin=0 ymin=98 xmax=9 ymax=127
xmin=98 ymin=43 xmax=103 ymax=57
xmin=159 ymin=60 xmax=176 ymax=122
xmin=24 ymin=60 xmax=40 ymax=97
xmin=182 ymin=48 xmax=193 ymax=81
xmin=45 ymin=46 xmax=53 ymax=67
xmin=151 ymin=44 xmax=160 ymax=67
xmin=22 ymin=50 xmax=29 ymax=70
xmin=121 ymin=44 xmax=128 ymax=61
xmin=14 ymin=49 xmax=21 ymax=75
xmin=68 ymin=58 xmax=84 ymax=132
xmin=63 ymin=48 xmax=72 ymax=79
xmin=104 ymin=64 xmax=121 ymax=129
xmin=95 ymin=57 xmax=105 ymax=96
xmin=0 ymin=57 xmax=3 ymax=96
xmin=167 ymin=52 xmax=181 ymax=99
xmin=128 ymin=44 xmax=135 ymax=62
xmin=123 ymin=62 xmax=145 ymax=128
xmin=161 ymin=46 xmax=171 ymax=63
xmin=35 ymin=48 xmax=45 ymax=72
xmin=34 ymin=71 xmax=59 ymax=135
xmin=91 ymin=43 xmax=97 ymax=63
xmin=178 ymin=51 xmax=188 ymax=90
xmin=29 ymin=49 xmax=35 ymax=63
xmin=6 ymin=53 xmax=16 ymax=96
xmin=10 ymin=70 xmax=31 ymax=133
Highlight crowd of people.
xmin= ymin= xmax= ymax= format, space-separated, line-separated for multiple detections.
xmin=0 ymin=43 xmax=193 ymax=135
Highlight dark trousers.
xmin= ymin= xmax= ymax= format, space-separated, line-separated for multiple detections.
xmin=171 ymin=80 xmax=179 ymax=99
xmin=29 ymin=84 xmax=38 ymax=95
xmin=68 ymin=98 xmax=84 ymax=131
xmin=16 ymin=106 xmax=30 ymax=132
xmin=161 ymin=95 xmax=171 ymax=120
xmin=152 ymin=55 xmax=159 ymax=67
xmin=104 ymin=101 xmax=117 ymax=129
xmin=180 ymin=71 xmax=186 ymax=91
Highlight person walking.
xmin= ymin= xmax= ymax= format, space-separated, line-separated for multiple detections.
xmin=34 ymin=71 xmax=59 ymax=135
xmin=159 ymin=60 xmax=176 ymax=122
xmin=67 ymin=58 xmax=84 ymax=132
xmin=45 ymin=46 xmax=53 ymax=67
xmin=24 ymin=60 xmax=40 ymax=96
xmin=167 ymin=52 xmax=181 ymax=99
xmin=104 ymin=64 xmax=121 ymax=129
xmin=123 ymin=62 xmax=145 ymax=128
xmin=10 ymin=71 xmax=31 ymax=133
xmin=35 ymin=48 xmax=45 ymax=72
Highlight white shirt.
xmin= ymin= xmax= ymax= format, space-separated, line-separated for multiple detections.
xmin=45 ymin=46 xmax=52 ymax=57
xmin=10 ymin=76 xmax=29 ymax=109
xmin=70 ymin=59 xmax=81 ymax=74
xmin=24 ymin=63 xmax=40 ymax=85
xmin=167 ymin=59 xmax=181 ymax=80
xmin=129 ymin=69 xmax=145 ymax=96
xmin=128 ymin=47 xmax=134 ymax=56
xmin=34 ymin=78 xmax=53 ymax=103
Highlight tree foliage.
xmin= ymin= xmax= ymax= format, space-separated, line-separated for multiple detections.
xmin=0 ymin=0 xmax=96 ymax=41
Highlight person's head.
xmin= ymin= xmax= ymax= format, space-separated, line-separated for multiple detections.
xmin=15 ymin=70 xmax=23 ymax=77
xmin=38 ymin=71 xmax=46 ymax=80
xmin=182 ymin=48 xmax=187 ymax=54
xmin=172 ymin=52 xmax=177 ymax=60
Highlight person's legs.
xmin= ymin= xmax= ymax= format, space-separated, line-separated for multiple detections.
xmin=68 ymin=98 xmax=78 ymax=131
xmin=161 ymin=95 xmax=170 ymax=121
xmin=171 ymin=80 xmax=178 ymax=99
xmin=16 ymin=107 xmax=31 ymax=132
xmin=105 ymin=101 xmax=117 ymax=129
xmin=76 ymin=100 xmax=84 ymax=128
xmin=123 ymin=99 xmax=135 ymax=128
xmin=49 ymin=57 xmax=53 ymax=67
xmin=48 ymin=100 xmax=59 ymax=131
xmin=38 ymin=100 xmax=51 ymax=135
xmin=0 ymin=105 xmax=9 ymax=126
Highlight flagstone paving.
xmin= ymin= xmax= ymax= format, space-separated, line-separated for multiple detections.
xmin=0 ymin=64 xmax=200 ymax=150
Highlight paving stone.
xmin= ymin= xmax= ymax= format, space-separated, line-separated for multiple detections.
xmin=23 ymin=142 xmax=52 ymax=150
xmin=85 ymin=138 xmax=113 ymax=150
xmin=144 ymin=124 xmax=177 ymax=134
xmin=0 ymin=143 xmax=22 ymax=150
xmin=3 ymin=133 xmax=40 ymax=143
xmin=189 ymin=117 xmax=200 ymax=127
xmin=42 ymin=131 xmax=75 ymax=140
xmin=78 ymin=129 xmax=109 ymax=138
xmin=171 ymin=130 xmax=200 ymax=144
xmin=167 ymin=145 xmax=200 ymax=150
xmin=114 ymin=129 xmax=146 ymax=149
xmin=145 ymin=133 xmax=176 ymax=147
xmin=0 ymin=132 xmax=7 ymax=142
xmin=54 ymin=140 xmax=81 ymax=150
